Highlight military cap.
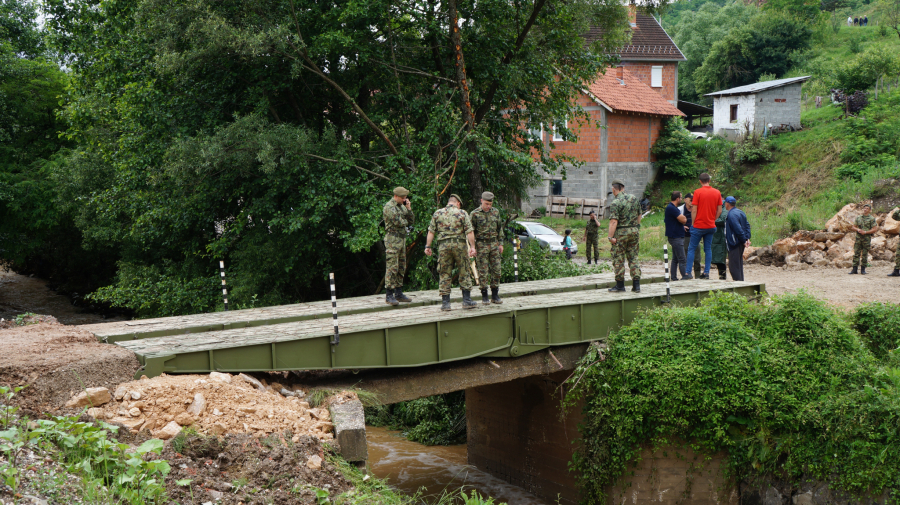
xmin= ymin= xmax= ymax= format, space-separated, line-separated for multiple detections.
xmin=449 ymin=193 xmax=463 ymax=204
xmin=393 ymin=186 xmax=410 ymax=197
xmin=481 ymin=191 xmax=494 ymax=201
xmin=611 ymin=179 xmax=625 ymax=186
xmin=862 ymin=203 xmax=871 ymax=208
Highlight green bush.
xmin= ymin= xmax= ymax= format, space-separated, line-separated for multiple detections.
xmin=365 ymin=392 xmax=467 ymax=446
xmin=88 ymin=261 xmax=220 ymax=317
xmin=836 ymin=154 xmax=899 ymax=181
xmin=565 ymin=292 xmax=900 ymax=503
xmin=733 ymin=134 xmax=774 ymax=164
xmin=853 ymin=302 xmax=900 ymax=359
xmin=501 ymin=240 xmax=610 ymax=282
xmin=652 ymin=117 xmax=699 ymax=178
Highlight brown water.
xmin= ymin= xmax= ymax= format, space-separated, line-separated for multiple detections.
xmin=367 ymin=426 xmax=551 ymax=505
xmin=0 ymin=267 xmax=124 ymax=325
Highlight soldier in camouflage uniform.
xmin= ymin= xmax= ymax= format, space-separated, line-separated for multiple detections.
xmin=890 ymin=207 xmax=900 ymax=277
xmin=849 ymin=203 xmax=878 ymax=275
xmin=425 ymin=194 xmax=478 ymax=311
xmin=471 ymin=191 xmax=505 ymax=305
xmin=606 ymin=179 xmax=642 ymax=293
xmin=585 ymin=210 xmax=600 ymax=264
xmin=383 ymin=187 xmax=415 ymax=305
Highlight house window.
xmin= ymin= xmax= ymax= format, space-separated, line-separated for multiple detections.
xmin=550 ymin=180 xmax=563 ymax=196
xmin=529 ymin=123 xmax=544 ymax=143
xmin=730 ymin=104 xmax=738 ymax=123
xmin=651 ymin=66 xmax=663 ymax=88
xmin=552 ymin=120 xmax=567 ymax=141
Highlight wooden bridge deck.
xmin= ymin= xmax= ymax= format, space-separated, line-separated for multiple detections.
xmin=81 ymin=272 xmax=669 ymax=343
xmin=110 ymin=279 xmax=764 ymax=379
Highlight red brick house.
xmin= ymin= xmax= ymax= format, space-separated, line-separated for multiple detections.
xmin=525 ymin=11 xmax=686 ymax=214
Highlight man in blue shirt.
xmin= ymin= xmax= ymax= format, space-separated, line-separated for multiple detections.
xmin=664 ymin=191 xmax=688 ymax=280
xmin=724 ymin=196 xmax=751 ymax=281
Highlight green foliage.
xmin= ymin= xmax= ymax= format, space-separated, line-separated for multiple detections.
xmin=501 ymin=240 xmax=610 ymax=282
xmin=532 ymin=206 xmax=547 ymax=217
xmin=835 ymin=154 xmax=899 ymax=181
xmin=849 ymin=34 xmax=863 ymax=53
xmin=833 ymin=45 xmax=900 ymax=92
xmin=88 ymin=262 xmax=220 ymax=318
xmin=852 ymin=302 xmax=900 ymax=359
xmin=693 ymin=12 xmax=813 ymax=95
xmin=366 ymin=392 xmax=467 ymax=446
xmin=733 ymin=133 xmax=774 ymax=164
xmin=564 ymin=292 xmax=900 ymax=503
xmin=840 ymin=90 xmax=900 ymax=166
xmin=652 ymin=117 xmax=699 ymax=178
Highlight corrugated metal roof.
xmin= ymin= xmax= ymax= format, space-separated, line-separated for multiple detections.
xmin=704 ymin=76 xmax=812 ymax=97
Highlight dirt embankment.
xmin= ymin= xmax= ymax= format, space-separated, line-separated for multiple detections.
xmin=0 ymin=320 xmax=140 ymax=412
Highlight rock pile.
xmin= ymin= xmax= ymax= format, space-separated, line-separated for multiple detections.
xmin=746 ymin=203 xmax=899 ymax=269
xmin=69 ymin=373 xmax=337 ymax=442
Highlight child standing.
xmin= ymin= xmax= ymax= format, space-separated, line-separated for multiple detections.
xmin=563 ymin=229 xmax=574 ymax=260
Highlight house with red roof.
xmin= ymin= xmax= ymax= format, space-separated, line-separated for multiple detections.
xmin=524 ymin=10 xmax=686 ymax=215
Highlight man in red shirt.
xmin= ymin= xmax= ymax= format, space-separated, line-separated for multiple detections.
xmin=685 ymin=173 xmax=723 ymax=279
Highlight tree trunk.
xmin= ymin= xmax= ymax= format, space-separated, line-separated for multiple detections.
xmin=447 ymin=0 xmax=483 ymax=205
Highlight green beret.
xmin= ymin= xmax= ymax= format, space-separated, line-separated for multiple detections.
xmin=481 ymin=191 xmax=494 ymax=201
xmin=393 ymin=186 xmax=410 ymax=197
xmin=611 ymin=179 xmax=625 ymax=186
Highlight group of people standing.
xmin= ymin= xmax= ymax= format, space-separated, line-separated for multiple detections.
xmin=848 ymin=16 xmax=868 ymax=26
xmin=383 ymin=187 xmax=505 ymax=312
xmin=664 ymin=173 xmax=752 ymax=282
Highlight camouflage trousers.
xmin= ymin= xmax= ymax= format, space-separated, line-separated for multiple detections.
xmin=611 ymin=228 xmax=641 ymax=281
xmin=852 ymin=236 xmax=871 ymax=268
xmin=384 ymin=233 xmax=407 ymax=289
xmin=895 ymin=248 xmax=900 ymax=270
xmin=438 ymin=240 xmax=474 ymax=295
xmin=475 ymin=240 xmax=502 ymax=290
xmin=584 ymin=234 xmax=599 ymax=261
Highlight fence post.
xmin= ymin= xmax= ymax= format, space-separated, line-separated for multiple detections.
xmin=329 ymin=272 xmax=340 ymax=348
xmin=663 ymin=244 xmax=670 ymax=304
xmin=514 ymin=238 xmax=519 ymax=282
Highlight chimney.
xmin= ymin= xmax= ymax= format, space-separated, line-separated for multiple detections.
xmin=627 ymin=3 xmax=637 ymax=28
xmin=616 ymin=66 xmax=624 ymax=82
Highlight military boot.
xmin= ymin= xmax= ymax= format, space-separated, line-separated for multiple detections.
xmin=461 ymin=290 xmax=478 ymax=309
xmin=632 ymin=279 xmax=641 ymax=292
xmin=586 ymin=259 xmax=591 ymax=265
xmin=491 ymin=287 xmax=503 ymax=304
xmin=860 ymin=266 xmax=868 ymax=275
xmin=608 ymin=280 xmax=626 ymax=292
xmin=385 ymin=288 xmax=399 ymax=306
xmin=848 ymin=266 xmax=858 ymax=275
xmin=889 ymin=269 xmax=900 ymax=277
xmin=480 ymin=289 xmax=490 ymax=305
xmin=394 ymin=288 xmax=412 ymax=303
xmin=441 ymin=295 xmax=451 ymax=311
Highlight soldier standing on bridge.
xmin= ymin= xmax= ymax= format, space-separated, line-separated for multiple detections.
xmin=890 ymin=207 xmax=900 ymax=277
xmin=383 ymin=187 xmax=415 ymax=306
xmin=849 ymin=203 xmax=878 ymax=275
xmin=471 ymin=191 xmax=504 ymax=305
xmin=607 ymin=179 xmax=642 ymax=293
xmin=425 ymin=194 xmax=478 ymax=311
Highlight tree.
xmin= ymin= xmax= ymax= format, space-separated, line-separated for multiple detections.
xmin=833 ymin=45 xmax=900 ymax=92
xmin=880 ymin=0 xmax=900 ymax=39
xmin=42 ymin=0 xmax=641 ymax=312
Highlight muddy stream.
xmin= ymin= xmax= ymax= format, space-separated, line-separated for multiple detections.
xmin=368 ymin=426 xmax=551 ymax=504
xmin=1 ymin=266 xmax=549 ymax=504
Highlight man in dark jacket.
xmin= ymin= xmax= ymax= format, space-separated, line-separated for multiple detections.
xmin=724 ymin=196 xmax=751 ymax=281
xmin=711 ymin=204 xmax=729 ymax=280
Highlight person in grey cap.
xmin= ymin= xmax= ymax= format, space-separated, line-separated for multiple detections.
xmin=471 ymin=191 xmax=504 ymax=304
xmin=606 ymin=179 xmax=642 ymax=292
xmin=383 ymin=187 xmax=414 ymax=305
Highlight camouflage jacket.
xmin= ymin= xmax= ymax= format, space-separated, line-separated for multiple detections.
xmin=609 ymin=192 xmax=641 ymax=228
xmin=585 ymin=217 xmax=600 ymax=238
xmin=893 ymin=208 xmax=900 ymax=221
xmin=383 ymin=199 xmax=414 ymax=236
xmin=428 ymin=204 xmax=474 ymax=243
xmin=855 ymin=214 xmax=876 ymax=234
xmin=471 ymin=206 xmax=503 ymax=242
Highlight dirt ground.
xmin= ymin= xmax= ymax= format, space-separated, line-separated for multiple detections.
xmin=0 ymin=321 xmax=140 ymax=412
xmin=744 ymin=264 xmax=900 ymax=308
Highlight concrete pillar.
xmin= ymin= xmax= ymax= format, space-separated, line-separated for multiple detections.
xmin=329 ymin=399 xmax=367 ymax=462
xmin=466 ymin=372 xmax=737 ymax=505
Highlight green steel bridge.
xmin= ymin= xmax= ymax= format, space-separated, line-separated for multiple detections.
xmin=80 ymin=274 xmax=764 ymax=380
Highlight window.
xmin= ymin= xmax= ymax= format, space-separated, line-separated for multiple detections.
xmin=529 ymin=123 xmax=543 ymax=142
xmin=550 ymin=180 xmax=563 ymax=196
xmin=730 ymin=104 xmax=738 ymax=123
xmin=651 ymin=66 xmax=663 ymax=88
xmin=552 ymin=120 xmax=567 ymax=141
